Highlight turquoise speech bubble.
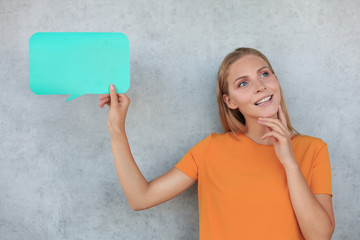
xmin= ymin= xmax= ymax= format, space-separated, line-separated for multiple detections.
xmin=29 ymin=32 xmax=130 ymax=102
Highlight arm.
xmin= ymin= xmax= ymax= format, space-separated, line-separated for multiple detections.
xmin=101 ymin=84 xmax=196 ymax=211
xmin=110 ymin=130 xmax=197 ymax=211
xmin=256 ymin=107 xmax=335 ymax=239
xmin=142 ymin=168 xmax=196 ymax=210
xmin=109 ymin=130 xmax=149 ymax=211
xmin=284 ymin=162 xmax=335 ymax=240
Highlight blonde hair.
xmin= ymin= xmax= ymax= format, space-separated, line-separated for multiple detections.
xmin=216 ymin=47 xmax=300 ymax=139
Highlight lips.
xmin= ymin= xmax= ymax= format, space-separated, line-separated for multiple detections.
xmin=255 ymin=95 xmax=273 ymax=105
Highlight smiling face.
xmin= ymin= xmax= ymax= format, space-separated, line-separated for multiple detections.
xmin=223 ymin=54 xmax=281 ymax=121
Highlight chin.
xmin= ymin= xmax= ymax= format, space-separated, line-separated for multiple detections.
xmin=259 ymin=106 xmax=279 ymax=118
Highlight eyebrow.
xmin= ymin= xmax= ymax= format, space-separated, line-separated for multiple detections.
xmin=233 ymin=66 xmax=269 ymax=85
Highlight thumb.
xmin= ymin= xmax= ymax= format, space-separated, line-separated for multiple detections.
xmin=109 ymin=84 xmax=119 ymax=106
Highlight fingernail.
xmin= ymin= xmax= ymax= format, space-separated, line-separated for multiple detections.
xmin=110 ymin=84 xmax=114 ymax=90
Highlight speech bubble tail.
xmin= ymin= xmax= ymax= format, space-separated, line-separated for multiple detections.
xmin=66 ymin=94 xmax=82 ymax=102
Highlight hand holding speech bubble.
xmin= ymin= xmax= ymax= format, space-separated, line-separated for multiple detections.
xmin=29 ymin=32 xmax=130 ymax=102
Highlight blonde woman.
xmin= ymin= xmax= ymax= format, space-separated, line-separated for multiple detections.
xmin=98 ymin=47 xmax=335 ymax=240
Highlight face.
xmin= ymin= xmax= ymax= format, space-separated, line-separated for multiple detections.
xmin=223 ymin=54 xmax=281 ymax=121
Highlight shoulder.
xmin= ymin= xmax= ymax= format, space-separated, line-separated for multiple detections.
xmin=208 ymin=132 xmax=230 ymax=143
xmin=195 ymin=132 xmax=229 ymax=145
xmin=209 ymin=132 xmax=227 ymax=138
xmin=293 ymin=134 xmax=327 ymax=150
xmin=189 ymin=133 xmax=213 ymax=152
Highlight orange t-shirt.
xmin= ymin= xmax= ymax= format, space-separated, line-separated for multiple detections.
xmin=174 ymin=132 xmax=333 ymax=240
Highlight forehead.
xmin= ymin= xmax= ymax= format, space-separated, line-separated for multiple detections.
xmin=227 ymin=55 xmax=268 ymax=80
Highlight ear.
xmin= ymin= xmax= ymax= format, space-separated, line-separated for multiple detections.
xmin=223 ymin=94 xmax=238 ymax=110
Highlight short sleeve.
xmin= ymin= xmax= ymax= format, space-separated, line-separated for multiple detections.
xmin=174 ymin=133 xmax=212 ymax=181
xmin=310 ymin=143 xmax=333 ymax=197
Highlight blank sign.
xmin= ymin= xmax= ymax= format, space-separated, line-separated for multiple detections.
xmin=29 ymin=32 xmax=130 ymax=102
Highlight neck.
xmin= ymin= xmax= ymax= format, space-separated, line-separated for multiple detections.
xmin=244 ymin=114 xmax=281 ymax=145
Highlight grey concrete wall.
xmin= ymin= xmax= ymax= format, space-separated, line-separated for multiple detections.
xmin=0 ymin=0 xmax=359 ymax=239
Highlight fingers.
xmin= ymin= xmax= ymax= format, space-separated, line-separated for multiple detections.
xmin=99 ymin=92 xmax=125 ymax=100
xmin=258 ymin=119 xmax=285 ymax=135
xmin=109 ymin=84 xmax=119 ymax=106
xmin=98 ymin=96 xmax=121 ymax=108
xmin=99 ymin=94 xmax=110 ymax=100
xmin=98 ymin=100 xmax=110 ymax=108
xmin=278 ymin=105 xmax=288 ymax=128
xmin=98 ymin=85 xmax=126 ymax=108
xmin=99 ymin=94 xmax=122 ymax=100
xmin=258 ymin=117 xmax=288 ymax=134
xmin=261 ymin=130 xmax=284 ymax=143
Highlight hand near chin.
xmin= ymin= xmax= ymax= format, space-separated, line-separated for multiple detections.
xmin=257 ymin=105 xmax=297 ymax=168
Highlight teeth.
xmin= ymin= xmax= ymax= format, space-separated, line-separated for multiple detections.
xmin=256 ymin=96 xmax=271 ymax=105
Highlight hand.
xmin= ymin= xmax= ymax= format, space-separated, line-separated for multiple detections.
xmin=257 ymin=105 xmax=297 ymax=168
xmin=99 ymin=84 xmax=130 ymax=134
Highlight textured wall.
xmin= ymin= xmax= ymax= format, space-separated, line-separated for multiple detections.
xmin=0 ymin=0 xmax=359 ymax=239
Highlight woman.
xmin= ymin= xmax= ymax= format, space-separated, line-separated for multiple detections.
xmin=98 ymin=47 xmax=335 ymax=239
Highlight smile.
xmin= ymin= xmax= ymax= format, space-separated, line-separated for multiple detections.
xmin=255 ymin=95 xmax=273 ymax=106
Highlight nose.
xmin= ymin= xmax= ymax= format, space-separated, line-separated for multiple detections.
xmin=254 ymin=77 xmax=266 ymax=93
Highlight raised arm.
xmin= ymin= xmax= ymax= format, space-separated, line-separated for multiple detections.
xmin=142 ymin=167 xmax=196 ymax=210
xmin=99 ymin=84 xmax=196 ymax=211
xmin=109 ymin=130 xmax=196 ymax=211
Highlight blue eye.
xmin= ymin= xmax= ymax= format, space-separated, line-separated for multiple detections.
xmin=238 ymin=82 xmax=248 ymax=88
xmin=261 ymin=72 xmax=269 ymax=78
